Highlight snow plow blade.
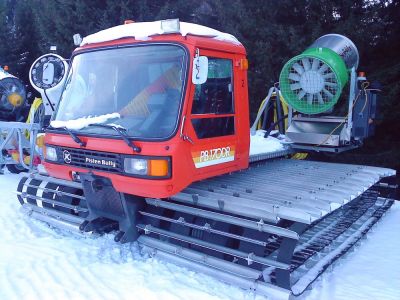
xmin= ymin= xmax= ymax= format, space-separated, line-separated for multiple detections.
xmin=16 ymin=159 xmax=396 ymax=298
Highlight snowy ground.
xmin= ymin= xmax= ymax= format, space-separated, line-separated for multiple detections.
xmin=0 ymin=171 xmax=399 ymax=300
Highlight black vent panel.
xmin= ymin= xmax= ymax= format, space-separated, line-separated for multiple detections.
xmin=57 ymin=147 xmax=123 ymax=173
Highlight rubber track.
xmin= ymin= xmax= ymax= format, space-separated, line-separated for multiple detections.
xmin=268 ymin=190 xmax=394 ymax=284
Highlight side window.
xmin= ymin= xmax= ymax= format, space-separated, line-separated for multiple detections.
xmin=191 ymin=58 xmax=233 ymax=114
xmin=191 ymin=58 xmax=235 ymax=139
xmin=192 ymin=117 xmax=234 ymax=139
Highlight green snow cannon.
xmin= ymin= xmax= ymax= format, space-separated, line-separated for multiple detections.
xmin=279 ymin=34 xmax=359 ymax=114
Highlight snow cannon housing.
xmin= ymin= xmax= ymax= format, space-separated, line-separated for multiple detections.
xmin=42 ymin=19 xmax=250 ymax=199
xmin=281 ymin=34 xmax=378 ymax=152
xmin=0 ymin=67 xmax=27 ymax=121
xmin=280 ymin=34 xmax=359 ymax=115
xmin=0 ymin=67 xmax=42 ymax=174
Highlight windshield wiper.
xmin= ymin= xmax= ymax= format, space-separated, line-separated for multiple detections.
xmin=58 ymin=126 xmax=86 ymax=147
xmin=88 ymin=124 xmax=141 ymax=153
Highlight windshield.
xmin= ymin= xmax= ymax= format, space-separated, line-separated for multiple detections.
xmin=54 ymin=45 xmax=186 ymax=139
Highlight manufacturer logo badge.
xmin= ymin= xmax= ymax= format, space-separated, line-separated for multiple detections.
xmin=191 ymin=145 xmax=235 ymax=168
xmin=63 ymin=150 xmax=72 ymax=164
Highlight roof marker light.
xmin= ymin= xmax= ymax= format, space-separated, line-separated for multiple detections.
xmin=161 ymin=19 xmax=180 ymax=34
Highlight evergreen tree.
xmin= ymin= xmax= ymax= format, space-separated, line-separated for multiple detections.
xmin=0 ymin=0 xmax=397 ymax=168
xmin=12 ymin=0 xmax=41 ymax=83
xmin=0 ymin=0 xmax=16 ymax=70
xmin=0 ymin=0 xmax=10 ymax=67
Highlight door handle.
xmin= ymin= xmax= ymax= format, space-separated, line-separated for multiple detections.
xmin=180 ymin=116 xmax=194 ymax=144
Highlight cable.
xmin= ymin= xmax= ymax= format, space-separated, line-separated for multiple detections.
xmin=315 ymin=81 xmax=370 ymax=147
xmin=264 ymin=112 xmax=300 ymax=137
xmin=256 ymin=86 xmax=288 ymax=131
xmin=43 ymin=88 xmax=55 ymax=111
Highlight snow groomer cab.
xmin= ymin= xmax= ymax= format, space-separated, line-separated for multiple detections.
xmin=33 ymin=19 xmax=250 ymax=238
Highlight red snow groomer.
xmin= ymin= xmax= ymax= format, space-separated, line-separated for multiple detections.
xmin=17 ymin=20 xmax=397 ymax=298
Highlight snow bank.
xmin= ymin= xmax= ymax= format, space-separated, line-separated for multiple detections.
xmin=249 ymin=130 xmax=285 ymax=156
xmin=81 ymin=21 xmax=241 ymax=46
xmin=305 ymin=203 xmax=400 ymax=300
xmin=50 ymin=113 xmax=120 ymax=130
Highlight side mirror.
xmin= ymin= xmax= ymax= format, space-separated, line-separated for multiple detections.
xmin=192 ymin=56 xmax=208 ymax=85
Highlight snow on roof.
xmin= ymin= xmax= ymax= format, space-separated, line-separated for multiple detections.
xmin=81 ymin=20 xmax=241 ymax=46
xmin=50 ymin=113 xmax=120 ymax=130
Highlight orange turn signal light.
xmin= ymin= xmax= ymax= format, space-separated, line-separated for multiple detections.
xmin=148 ymin=159 xmax=169 ymax=177
xmin=240 ymin=58 xmax=248 ymax=70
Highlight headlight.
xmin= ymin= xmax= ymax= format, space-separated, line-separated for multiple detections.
xmin=45 ymin=146 xmax=58 ymax=161
xmin=124 ymin=157 xmax=170 ymax=178
xmin=124 ymin=158 xmax=148 ymax=175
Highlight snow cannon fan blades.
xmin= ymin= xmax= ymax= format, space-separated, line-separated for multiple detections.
xmin=279 ymin=34 xmax=359 ymax=114
xmin=0 ymin=76 xmax=26 ymax=112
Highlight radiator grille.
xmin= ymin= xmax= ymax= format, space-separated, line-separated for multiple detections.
xmin=57 ymin=147 xmax=123 ymax=173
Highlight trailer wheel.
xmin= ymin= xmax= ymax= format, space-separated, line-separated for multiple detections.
xmin=6 ymin=164 xmax=27 ymax=174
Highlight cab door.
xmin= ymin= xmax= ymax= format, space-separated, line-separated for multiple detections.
xmin=185 ymin=51 xmax=239 ymax=179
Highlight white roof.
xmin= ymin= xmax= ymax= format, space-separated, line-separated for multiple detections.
xmin=81 ymin=20 xmax=241 ymax=46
